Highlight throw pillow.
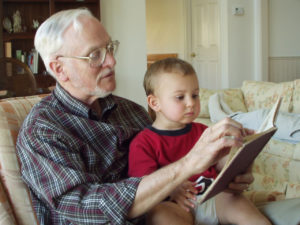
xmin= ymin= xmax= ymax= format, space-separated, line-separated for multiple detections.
xmin=241 ymin=80 xmax=293 ymax=113
xmin=199 ymin=88 xmax=247 ymax=118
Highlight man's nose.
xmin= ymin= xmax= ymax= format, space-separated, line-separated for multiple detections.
xmin=102 ymin=52 xmax=116 ymax=68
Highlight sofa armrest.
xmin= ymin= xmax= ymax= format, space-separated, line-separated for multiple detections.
xmin=0 ymin=95 xmax=47 ymax=225
xmin=0 ymin=180 xmax=16 ymax=224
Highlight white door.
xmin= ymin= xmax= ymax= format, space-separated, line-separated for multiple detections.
xmin=190 ymin=0 xmax=220 ymax=90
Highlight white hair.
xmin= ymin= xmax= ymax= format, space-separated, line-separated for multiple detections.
xmin=34 ymin=8 xmax=94 ymax=77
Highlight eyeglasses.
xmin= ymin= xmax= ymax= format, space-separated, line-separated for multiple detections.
xmin=58 ymin=40 xmax=119 ymax=68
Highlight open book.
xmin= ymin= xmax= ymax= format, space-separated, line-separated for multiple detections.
xmin=198 ymin=97 xmax=282 ymax=204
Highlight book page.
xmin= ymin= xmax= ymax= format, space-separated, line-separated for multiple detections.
xmin=257 ymin=97 xmax=282 ymax=132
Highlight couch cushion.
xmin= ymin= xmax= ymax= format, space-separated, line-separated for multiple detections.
xmin=244 ymin=190 xmax=285 ymax=204
xmin=199 ymin=88 xmax=247 ymax=118
xmin=241 ymin=80 xmax=293 ymax=112
xmin=252 ymin=140 xmax=300 ymax=199
xmin=286 ymin=183 xmax=300 ymax=199
xmin=262 ymin=139 xmax=296 ymax=159
xmin=250 ymin=172 xmax=287 ymax=194
xmin=292 ymin=79 xmax=300 ymax=113
xmin=0 ymin=95 xmax=46 ymax=225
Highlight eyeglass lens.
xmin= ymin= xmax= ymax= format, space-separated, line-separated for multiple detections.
xmin=89 ymin=42 xmax=118 ymax=67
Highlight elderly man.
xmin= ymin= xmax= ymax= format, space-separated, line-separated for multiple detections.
xmin=16 ymin=8 xmax=254 ymax=225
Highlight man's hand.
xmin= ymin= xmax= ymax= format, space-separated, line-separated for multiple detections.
xmin=184 ymin=118 xmax=247 ymax=177
xmin=226 ymin=165 xmax=254 ymax=194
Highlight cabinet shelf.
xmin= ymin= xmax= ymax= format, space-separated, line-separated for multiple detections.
xmin=4 ymin=0 xmax=48 ymax=2
xmin=55 ymin=0 xmax=98 ymax=2
xmin=4 ymin=0 xmax=98 ymax=2
xmin=3 ymin=32 xmax=36 ymax=42
xmin=1 ymin=0 xmax=100 ymax=94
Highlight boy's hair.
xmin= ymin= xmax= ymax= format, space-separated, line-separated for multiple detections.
xmin=143 ymin=58 xmax=196 ymax=120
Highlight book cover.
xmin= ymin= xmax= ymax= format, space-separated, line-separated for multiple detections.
xmin=4 ymin=42 xmax=12 ymax=58
xmin=4 ymin=42 xmax=12 ymax=77
xmin=28 ymin=49 xmax=38 ymax=74
xmin=197 ymin=98 xmax=282 ymax=204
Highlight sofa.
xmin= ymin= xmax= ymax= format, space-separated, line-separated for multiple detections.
xmin=195 ymin=79 xmax=300 ymax=204
xmin=0 ymin=80 xmax=299 ymax=224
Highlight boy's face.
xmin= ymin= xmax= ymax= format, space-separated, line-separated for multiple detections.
xmin=151 ymin=72 xmax=200 ymax=129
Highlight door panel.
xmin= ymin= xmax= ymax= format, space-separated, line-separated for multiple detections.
xmin=191 ymin=0 xmax=220 ymax=90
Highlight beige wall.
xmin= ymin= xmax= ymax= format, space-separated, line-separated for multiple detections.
xmin=146 ymin=0 xmax=300 ymax=59
xmin=99 ymin=0 xmax=300 ymax=106
xmin=146 ymin=0 xmax=185 ymax=58
xmin=101 ymin=0 xmax=148 ymax=108
xmin=226 ymin=0 xmax=256 ymax=87
xmin=146 ymin=0 xmax=300 ymax=88
xmin=269 ymin=0 xmax=300 ymax=57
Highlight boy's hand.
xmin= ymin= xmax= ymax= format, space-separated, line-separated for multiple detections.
xmin=169 ymin=181 xmax=197 ymax=212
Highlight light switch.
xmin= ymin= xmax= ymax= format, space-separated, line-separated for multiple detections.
xmin=233 ymin=7 xmax=244 ymax=16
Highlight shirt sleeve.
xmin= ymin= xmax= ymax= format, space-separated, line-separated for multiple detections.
xmin=128 ymin=131 xmax=159 ymax=177
xmin=17 ymin=124 xmax=141 ymax=225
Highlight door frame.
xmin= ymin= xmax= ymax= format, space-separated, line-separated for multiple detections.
xmin=183 ymin=0 xmax=269 ymax=88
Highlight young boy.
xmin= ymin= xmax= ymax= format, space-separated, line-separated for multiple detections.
xmin=128 ymin=58 xmax=271 ymax=225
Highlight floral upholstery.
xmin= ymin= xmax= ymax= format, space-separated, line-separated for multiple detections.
xmin=241 ymin=80 xmax=294 ymax=113
xmin=244 ymin=190 xmax=285 ymax=203
xmin=252 ymin=143 xmax=293 ymax=192
xmin=199 ymin=88 xmax=247 ymax=118
xmin=197 ymin=79 xmax=300 ymax=205
xmin=0 ymin=95 xmax=47 ymax=225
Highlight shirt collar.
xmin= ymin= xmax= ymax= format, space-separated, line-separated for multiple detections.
xmin=147 ymin=123 xmax=192 ymax=136
xmin=53 ymin=83 xmax=117 ymax=120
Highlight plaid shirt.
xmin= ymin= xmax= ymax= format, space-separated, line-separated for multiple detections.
xmin=17 ymin=84 xmax=151 ymax=225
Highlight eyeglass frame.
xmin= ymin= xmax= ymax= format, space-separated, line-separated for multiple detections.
xmin=57 ymin=40 xmax=120 ymax=68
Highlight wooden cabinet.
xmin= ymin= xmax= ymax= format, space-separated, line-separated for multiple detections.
xmin=0 ymin=0 xmax=100 ymax=92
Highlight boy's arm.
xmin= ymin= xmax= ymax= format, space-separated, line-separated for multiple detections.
xmin=128 ymin=118 xmax=248 ymax=218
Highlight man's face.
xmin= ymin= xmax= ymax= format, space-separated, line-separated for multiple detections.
xmin=58 ymin=16 xmax=116 ymax=102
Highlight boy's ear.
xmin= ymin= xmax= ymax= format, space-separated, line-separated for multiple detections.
xmin=49 ymin=60 xmax=68 ymax=82
xmin=147 ymin=94 xmax=160 ymax=112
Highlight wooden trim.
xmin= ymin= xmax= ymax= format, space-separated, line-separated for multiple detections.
xmin=0 ymin=2 xmax=3 ymax=58
xmin=269 ymin=56 xmax=300 ymax=82
xmin=147 ymin=53 xmax=178 ymax=61
xmin=269 ymin=56 xmax=300 ymax=60
xmin=147 ymin=53 xmax=178 ymax=68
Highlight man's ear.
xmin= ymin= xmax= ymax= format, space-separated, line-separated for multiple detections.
xmin=49 ymin=60 xmax=68 ymax=82
xmin=147 ymin=94 xmax=160 ymax=112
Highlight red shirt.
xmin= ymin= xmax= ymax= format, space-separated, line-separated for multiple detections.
xmin=128 ymin=122 xmax=217 ymax=184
